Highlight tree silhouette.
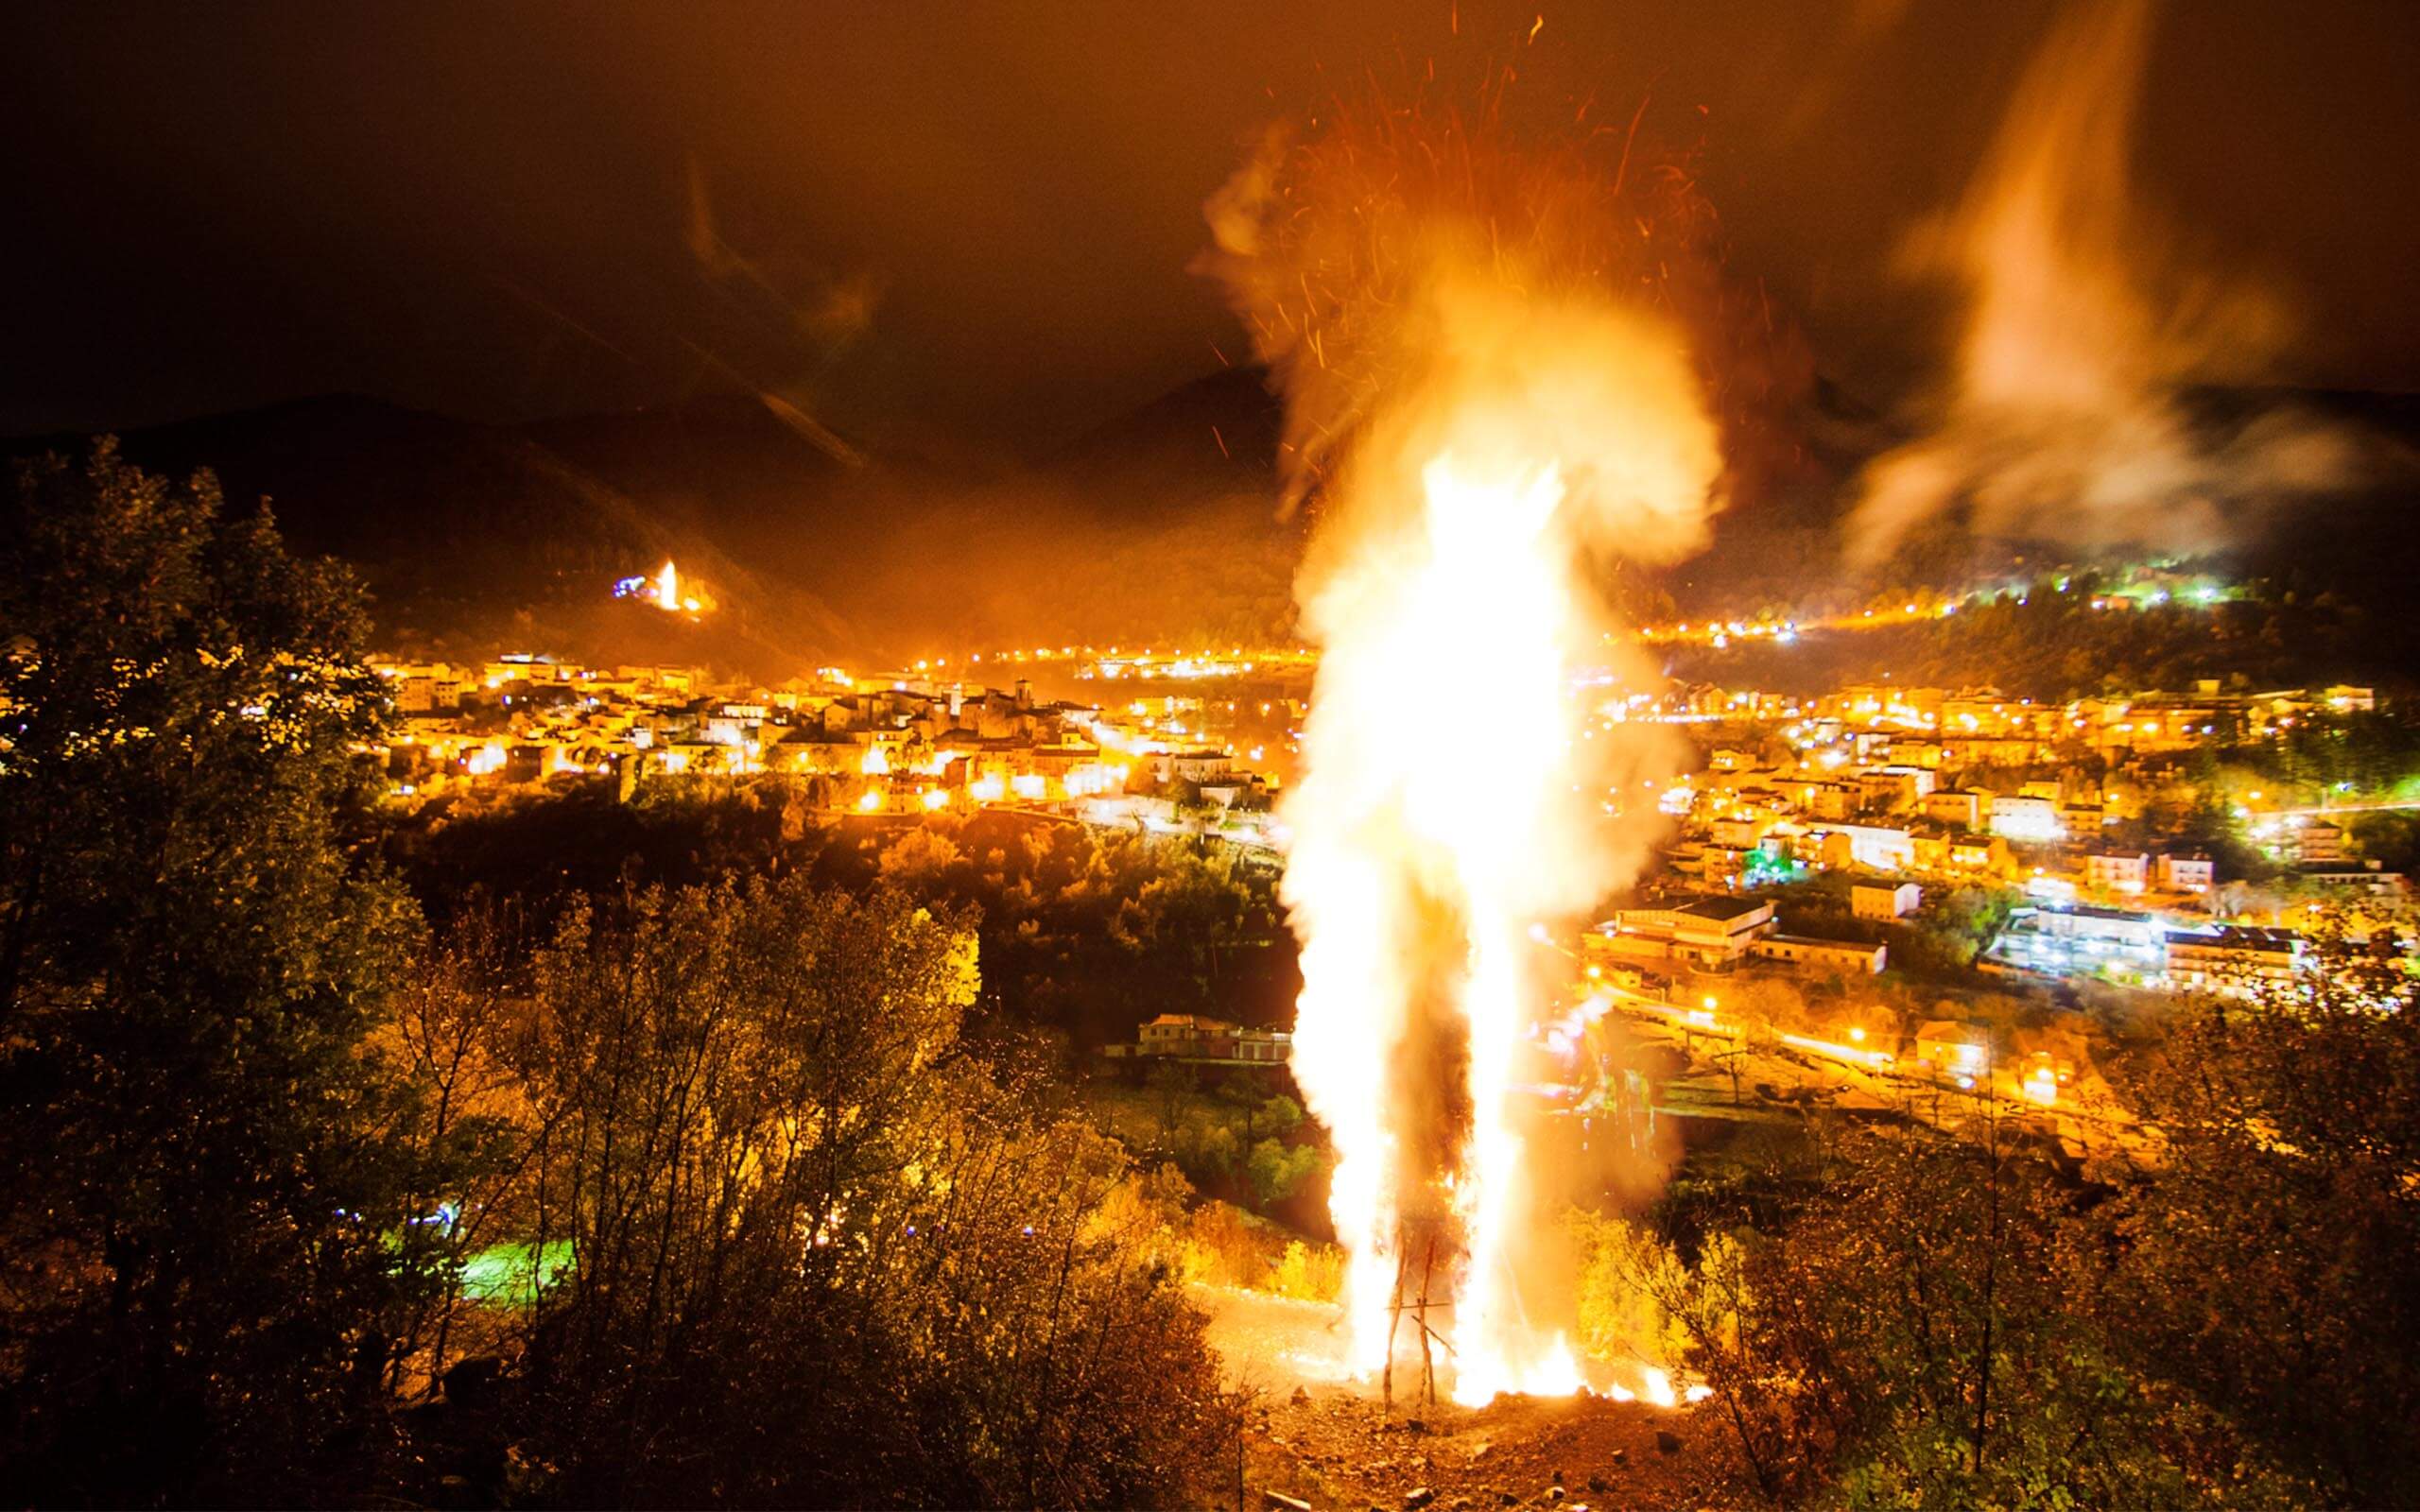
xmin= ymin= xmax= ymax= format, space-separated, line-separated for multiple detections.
xmin=0 ymin=443 xmax=441 ymax=1503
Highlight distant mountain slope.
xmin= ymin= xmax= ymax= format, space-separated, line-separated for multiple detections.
xmin=1045 ymin=362 xmax=1285 ymax=488
xmin=5 ymin=375 xmax=1305 ymax=673
xmin=10 ymin=393 xmax=865 ymax=670
xmin=802 ymin=362 xmax=1299 ymax=656
xmin=12 ymin=372 xmax=2412 ymax=680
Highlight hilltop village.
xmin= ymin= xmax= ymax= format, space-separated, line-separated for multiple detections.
xmin=367 ymin=649 xmax=1289 ymax=850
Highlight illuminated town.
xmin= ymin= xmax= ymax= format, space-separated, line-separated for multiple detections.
xmin=369 ymin=620 xmax=1291 ymax=850
xmin=7 ymin=4 xmax=2418 ymax=1508
xmin=359 ymin=550 xmax=2419 ymax=1206
xmin=389 ymin=564 xmax=2400 ymax=1016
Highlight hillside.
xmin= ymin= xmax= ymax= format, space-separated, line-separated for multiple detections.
xmin=11 ymin=373 xmax=2415 ymax=681
xmin=9 ymin=394 xmax=863 ymax=671
xmin=7 ymin=374 xmax=1303 ymax=674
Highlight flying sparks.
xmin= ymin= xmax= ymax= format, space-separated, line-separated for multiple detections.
xmin=1206 ymin=87 xmax=1729 ymax=1404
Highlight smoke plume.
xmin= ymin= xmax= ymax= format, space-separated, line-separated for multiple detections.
xmin=1849 ymin=0 xmax=2367 ymax=560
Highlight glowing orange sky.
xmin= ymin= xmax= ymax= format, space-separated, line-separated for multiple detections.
xmin=5 ymin=0 xmax=2416 ymax=447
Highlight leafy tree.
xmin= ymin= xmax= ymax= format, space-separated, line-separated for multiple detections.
xmin=1111 ymin=841 xmax=1257 ymax=1000
xmin=1567 ymin=1210 xmax=1692 ymax=1388
xmin=1245 ymin=1136 xmax=1322 ymax=1211
xmin=1628 ymin=1117 xmax=2256 ymax=1507
xmin=0 ymin=443 xmax=437 ymax=1502
xmin=877 ymin=822 xmax=968 ymax=888
xmin=1146 ymin=1061 xmax=1200 ymax=1151
xmin=485 ymin=875 xmax=1236 ymax=1507
xmin=373 ymin=903 xmax=547 ymax=1399
xmin=2102 ymin=922 xmax=2420 ymax=1505
xmin=1270 ymin=1238 xmax=1344 ymax=1301
xmin=2345 ymin=808 xmax=2420 ymax=874
xmin=1258 ymin=1091 xmax=1305 ymax=1137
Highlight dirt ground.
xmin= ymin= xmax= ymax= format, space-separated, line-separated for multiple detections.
xmin=1198 ymin=1286 xmax=1757 ymax=1511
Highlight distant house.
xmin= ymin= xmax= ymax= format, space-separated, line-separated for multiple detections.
xmin=1853 ymin=882 xmax=1922 ymax=921
xmin=1858 ymin=768 xmax=1932 ymax=815
xmin=1711 ymin=815 xmax=1772 ymax=849
xmin=771 ymin=728 xmax=871 ymax=776
xmin=1990 ymin=795 xmax=2064 ymax=842
xmin=1116 ymin=1013 xmax=1292 ymax=1065
xmin=1810 ymin=823 xmax=1915 ymax=872
xmin=1594 ymin=894 xmax=1884 ymax=974
xmin=1946 ymin=833 xmax=2017 ymax=880
xmin=2085 ymin=852 xmax=2150 ymax=895
xmin=1158 ymin=749 xmax=1235 ymax=785
xmin=2031 ymin=904 xmax=2163 ymax=953
xmin=1591 ymin=896 xmax=1775 ymax=970
xmin=2293 ymin=863 xmax=2407 ymax=898
xmin=1922 ymin=788 xmax=1985 ymax=830
xmin=2156 ymin=853 xmax=2215 ymax=894
xmin=1592 ymin=962 xmax=1674 ymax=1001
xmin=1750 ymin=934 xmax=1887 ymax=975
xmin=1912 ymin=1020 xmax=1992 ymax=1076
xmin=2165 ymin=926 xmax=2303 ymax=995
xmin=389 ymin=665 xmax=471 ymax=714
xmin=2293 ymin=823 xmax=2347 ymax=865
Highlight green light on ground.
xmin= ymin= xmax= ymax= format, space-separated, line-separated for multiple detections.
xmin=459 ymin=1240 xmax=573 ymax=1305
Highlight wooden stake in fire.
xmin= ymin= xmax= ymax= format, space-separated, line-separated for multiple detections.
xmin=1382 ymin=1217 xmax=1451 ymax=1412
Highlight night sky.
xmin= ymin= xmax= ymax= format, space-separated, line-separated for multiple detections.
xmin=6 ymin=0 xmax=2416 ymax=453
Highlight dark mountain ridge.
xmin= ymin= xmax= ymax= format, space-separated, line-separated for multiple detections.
xmin=12 ymin=370 xmax=2416 ymax=682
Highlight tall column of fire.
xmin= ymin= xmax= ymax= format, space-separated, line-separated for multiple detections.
xmin=1202 ymin=102 xmax=1730 ymax=1400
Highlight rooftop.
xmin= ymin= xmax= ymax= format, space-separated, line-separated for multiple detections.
xmin=2165 ymin=926 xmax=2303 ymax=952
xmin=1673 ymin=895 xmax=1771 ymax=922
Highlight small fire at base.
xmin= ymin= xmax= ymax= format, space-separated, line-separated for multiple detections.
xmin=613 ymin=558 xmax=710 ymax=616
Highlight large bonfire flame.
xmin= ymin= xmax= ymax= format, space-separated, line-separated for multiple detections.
xmin=1203 ymin=90 xmax=1733 ymax=1403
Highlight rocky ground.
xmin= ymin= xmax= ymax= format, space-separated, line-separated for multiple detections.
xmin=1198 ymin=1286 xmax=1755 ymax=1511
xmin=1240 ymin=1383 xmax=1754 ymax=1512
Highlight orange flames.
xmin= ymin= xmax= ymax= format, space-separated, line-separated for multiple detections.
xmin=1280 ymin=295 xmax=1719 ymax=1404
xmin=1206 ymin=96 xmax=1726 ymax=1403
xmin=616 ymin=559 xmax=711 ymax=616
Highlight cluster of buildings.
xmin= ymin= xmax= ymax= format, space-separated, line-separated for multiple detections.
xmin=1103 ymin=1013 xmax=1294 ymax=1066
xmin=1631 ymin=678 xmax=2371 ymax=752
xmin=365 ymin=654 xmax=1284 ymax=833
xmin=1626 ymin=678 xmax=2394 ymax=907
xmin=1586 ymin=895 xmax=1887 ymax=979
xmin=1982 ymin=905 xmax=2310 ymax=997
xmin=1603 ymin=673 xmax=2411 ymax=998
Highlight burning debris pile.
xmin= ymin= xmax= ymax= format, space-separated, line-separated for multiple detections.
xmin=1201 ymin=89 xmax=1739 ymax=1404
